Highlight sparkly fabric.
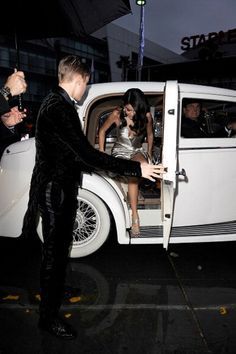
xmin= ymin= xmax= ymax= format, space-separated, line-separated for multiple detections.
xmin=112 ymin=125 xmax=148 ymax=160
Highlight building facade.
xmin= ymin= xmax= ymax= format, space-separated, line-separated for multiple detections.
xmin=0 ymin=34 xmax=110 ymax=131
xmin=93 ymin=23 xmax=185 ymax=82
xmin=0 ymin=24 xmax=185 ymax=131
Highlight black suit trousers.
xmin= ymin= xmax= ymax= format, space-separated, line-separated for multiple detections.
xmin=38 ymin=181 xmax=78 ymax=318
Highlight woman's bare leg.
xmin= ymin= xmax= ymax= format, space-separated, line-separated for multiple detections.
xmin=128 ymin=178 xmax=139 ymax=220
xmin=129 ymin=153 xmax=147 ymax=236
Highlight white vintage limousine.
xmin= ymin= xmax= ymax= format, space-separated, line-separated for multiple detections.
xmin=1 ymin=81 xmax=236 ymax=258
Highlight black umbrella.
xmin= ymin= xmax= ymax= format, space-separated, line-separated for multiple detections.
xmin=2 ymin=0 xmax=131 ymax=109
xmin=3 ymin=0 xmax=131 ymax=39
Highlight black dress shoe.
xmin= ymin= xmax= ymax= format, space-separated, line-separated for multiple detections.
xmin=38 ymin=316 xmax=77 ymax=339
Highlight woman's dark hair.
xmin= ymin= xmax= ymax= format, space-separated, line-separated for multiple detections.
xmin=120 ymin=88 xmax=149 ymax=135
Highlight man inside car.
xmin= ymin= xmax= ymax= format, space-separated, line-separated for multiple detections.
xmin=181 ymin=99 xmax=208 ymax=138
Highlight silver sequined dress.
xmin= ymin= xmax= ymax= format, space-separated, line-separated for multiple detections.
xmin=111 ymin=125 xmax=148 ymax=160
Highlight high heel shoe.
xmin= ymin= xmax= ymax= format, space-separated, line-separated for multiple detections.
xmin=131 ymin=216 xmax=140 ymax=238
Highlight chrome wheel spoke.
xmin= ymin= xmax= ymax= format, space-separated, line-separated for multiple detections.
xmin=73 ymin=199 xmax=99 ymax=244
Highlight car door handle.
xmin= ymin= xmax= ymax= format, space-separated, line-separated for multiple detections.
xmin=176 ymin=168 xmax=186 ymax=177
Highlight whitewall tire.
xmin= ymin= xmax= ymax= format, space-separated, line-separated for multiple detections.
xmin=37 ymin=188 xmax=111 ymax=258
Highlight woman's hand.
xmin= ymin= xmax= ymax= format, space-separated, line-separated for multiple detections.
xmin=140 ymin=162 xmax=166 ymax=181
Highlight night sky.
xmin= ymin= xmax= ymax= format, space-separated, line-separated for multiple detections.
xmin=114 ymin=0 xmax=236 ymax=54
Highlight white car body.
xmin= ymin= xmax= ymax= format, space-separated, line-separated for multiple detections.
xmin=1 ymin=81 xmax=236 ymax=257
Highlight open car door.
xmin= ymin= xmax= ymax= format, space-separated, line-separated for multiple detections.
xmin=161 ymin=81 xmax=178 ymax=249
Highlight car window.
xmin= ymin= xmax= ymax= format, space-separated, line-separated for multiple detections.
xmin=181 ymin=98 xmax=236 ymax=138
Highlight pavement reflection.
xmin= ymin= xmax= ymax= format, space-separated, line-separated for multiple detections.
xmin=0 ymin=237 xmax=236 ymax=353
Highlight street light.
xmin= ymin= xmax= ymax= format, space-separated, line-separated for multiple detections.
xmin=136 ymin=0 xmax=146 ymax=81
xmin=136 ymin=0 xmax=146 ymax=5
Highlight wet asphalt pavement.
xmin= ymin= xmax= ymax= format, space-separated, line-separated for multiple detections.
xmin=0 ymin=233 xmax=236 ymax=354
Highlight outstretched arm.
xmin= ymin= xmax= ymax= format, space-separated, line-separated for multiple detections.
xmin=48 ymin=101 xmax=166 ymax=180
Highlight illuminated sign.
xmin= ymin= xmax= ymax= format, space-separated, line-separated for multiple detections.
xmin=181 ymin=28 xmax=236 ymax=51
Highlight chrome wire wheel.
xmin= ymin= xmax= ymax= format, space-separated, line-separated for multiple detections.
xmin=73 ymin=197 xmax=100 ymax=245
xmin=70 ymin=189 xmax=110 ymax=258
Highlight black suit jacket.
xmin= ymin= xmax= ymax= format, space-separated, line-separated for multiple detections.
xmin=181 ymin=117 xmax=208 ymax=138
xmin=34 ymin=86 xmax=141 ymax=184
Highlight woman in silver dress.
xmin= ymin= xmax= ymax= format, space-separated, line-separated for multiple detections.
xmin=99 ymin=88 xmax=154 ymax=237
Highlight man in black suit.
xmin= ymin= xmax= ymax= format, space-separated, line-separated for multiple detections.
xmin=23 ymin=55 xmax=165 ymax=339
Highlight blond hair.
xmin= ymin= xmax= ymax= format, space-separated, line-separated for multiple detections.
xmin=58 ymin=55 xmax=90 ymax=83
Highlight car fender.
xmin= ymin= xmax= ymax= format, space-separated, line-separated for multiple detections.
xmin=81 ymin=172 xmax=130 ymax=244
xmin=0 ymin=138 xmax=35 ymax=237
